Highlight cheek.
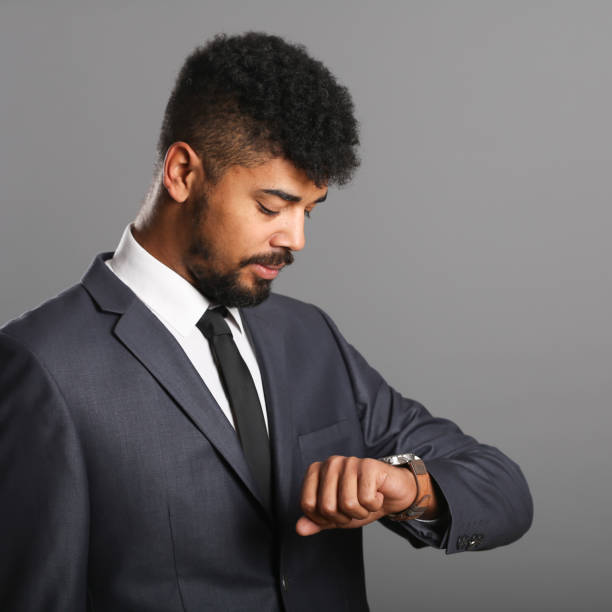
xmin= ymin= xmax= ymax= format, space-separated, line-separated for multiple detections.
xmin=206 ymin=204 xmax=274 ymax=261
xmin=199 ymin=213 xmax=235 ymax=253
xmin=230 ymin=220 xmax=272 ymax=253
xmin=207 ymin=225 xmax=254 ymax=268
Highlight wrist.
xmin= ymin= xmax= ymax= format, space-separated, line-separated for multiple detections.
xmin=379 ymin=454 xmax=438 ymax=520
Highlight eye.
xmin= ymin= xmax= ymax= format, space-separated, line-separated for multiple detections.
xmin=256 ymin=201 xmax=279 ymax=216
xmin=304 ymin=209 xmax=312 ymax=219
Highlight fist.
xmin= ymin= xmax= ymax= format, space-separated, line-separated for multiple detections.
xmin=296 ymin=455 xmax=418 ymax=536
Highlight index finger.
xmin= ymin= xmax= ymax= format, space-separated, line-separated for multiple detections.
xmin=300 ymin=461 xmax=322 ymax=520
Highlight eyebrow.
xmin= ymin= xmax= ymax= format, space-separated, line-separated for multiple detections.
xmin=261 ymin=189 xmax=328 ymax=204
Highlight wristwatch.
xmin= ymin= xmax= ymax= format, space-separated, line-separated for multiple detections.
xmin=378 ymin=453 xmax=431 ymax=520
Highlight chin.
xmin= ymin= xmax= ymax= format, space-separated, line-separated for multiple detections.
xmin=229 ymin=279 xmax=273 ymax=308
xmin=194 ymin=274 xmax=272 ymax=308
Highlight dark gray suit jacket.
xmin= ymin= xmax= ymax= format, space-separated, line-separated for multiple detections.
xmin=0 ymin=254 xmax=533 ymax=611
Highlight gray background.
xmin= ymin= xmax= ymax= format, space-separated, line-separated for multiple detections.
xmin=1 ymin=1 xmax=610 ymax=610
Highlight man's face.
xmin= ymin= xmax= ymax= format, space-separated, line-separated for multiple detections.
xmin=183 ymin=157 xmax=328 ymax=307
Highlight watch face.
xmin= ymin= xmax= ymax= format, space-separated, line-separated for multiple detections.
xmin=380 ymin=453 xmax=420 ymax=465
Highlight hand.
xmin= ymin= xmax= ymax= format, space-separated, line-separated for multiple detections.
xmin=296 ymin=456 xmax=418 ymax=536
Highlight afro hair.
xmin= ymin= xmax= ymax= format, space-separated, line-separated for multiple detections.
xmin=157 ymin=32 xmax=360 ymax=186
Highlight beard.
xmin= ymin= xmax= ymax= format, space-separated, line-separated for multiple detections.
xmin=188 ymin=247 xmax=294 ymax=308
xmin=186 ymin=189 xmax=294 ymax=308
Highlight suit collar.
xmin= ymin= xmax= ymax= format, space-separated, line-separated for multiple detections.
xmin=81 ymin=241 xmax=244 ymax=335
xmin=108 ymin=224 xmax=211 ymax=336
xmin=81 ymin=252 xmax=135 ymax=314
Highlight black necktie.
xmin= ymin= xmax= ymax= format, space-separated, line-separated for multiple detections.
xmin=197 ymin=307 xmax=272 ymax=511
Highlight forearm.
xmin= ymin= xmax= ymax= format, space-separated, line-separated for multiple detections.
xmin=315 ymin=307 xmax=533 ymax=552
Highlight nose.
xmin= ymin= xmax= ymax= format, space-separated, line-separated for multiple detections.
xmin=270 ymin=209 xmax=306 ymax=252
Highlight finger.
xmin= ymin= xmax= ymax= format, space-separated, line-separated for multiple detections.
xmin=357 ymin=458 xmax=386 ymax=512
xmin=296 ymin=515 xmax=332 ymax=536
xmin=300 ymin=462 xmax=323 ymax=522
xmin=301 ymin=459 xmax=351 ymax=528
xmin=317 ymin=456 xmax=351 ymax=525
xmin=296 ymin=511 xmax=383 ymax=537
xmin=338 ymin=456 xmax=370 ymax=520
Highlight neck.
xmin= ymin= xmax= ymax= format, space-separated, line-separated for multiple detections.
xmin=132 ymin=194 xmax=190 ymax=283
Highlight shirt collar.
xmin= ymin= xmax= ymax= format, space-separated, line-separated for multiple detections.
xmin=107 ymin=225 xmax=244 ymax=337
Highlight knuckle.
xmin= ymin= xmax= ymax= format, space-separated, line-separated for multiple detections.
xmin=344 ymin=456 xmax=360 ymax=471
xmin=362 ymin=457 xmax=378 ymax=470
xmin=340 ymin=496 xmax=358 ymax=511
xmin=339 ymin=498 xmax=360 ymax=515
xmin=306 ymin=461 xmax=321 ymax=475
xmin=359 ymin=491 xmax=378 ymax=508
xmin=319 ymin=501 xmax=337 ymax=517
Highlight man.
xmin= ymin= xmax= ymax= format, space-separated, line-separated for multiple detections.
xmin=0 ymin=33 xmax=532 ymax=611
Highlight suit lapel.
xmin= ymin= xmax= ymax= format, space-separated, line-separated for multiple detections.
xmin=241 ymin=307 xmax=296 ymax=519
xmin=81 ymin=254 xmax=268 ymax=514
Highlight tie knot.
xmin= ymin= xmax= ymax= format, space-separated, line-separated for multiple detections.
xmin=197 ymin=307 xmax=231 ymax=340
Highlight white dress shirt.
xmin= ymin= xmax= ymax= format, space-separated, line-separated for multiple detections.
xmin=105 ymin=225 xmax=269 ymax=433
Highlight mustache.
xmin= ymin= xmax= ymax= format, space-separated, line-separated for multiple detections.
xmin=240 ymin=250 xmax=294 ymax=268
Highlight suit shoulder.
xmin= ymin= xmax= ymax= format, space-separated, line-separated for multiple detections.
xmin=0 ymin=283 xmax=100 ymax=355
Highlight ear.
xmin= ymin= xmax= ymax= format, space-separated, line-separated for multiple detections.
xmin=162 ymin=142 xmax=203 ymax=203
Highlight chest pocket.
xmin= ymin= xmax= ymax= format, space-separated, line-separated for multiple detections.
xmin=298 ymin=419 xmax=363 ymax=468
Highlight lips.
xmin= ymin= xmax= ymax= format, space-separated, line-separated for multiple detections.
xmin=252 ymin=263 xmax=283 ymax=280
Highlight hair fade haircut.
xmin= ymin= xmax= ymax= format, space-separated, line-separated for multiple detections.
xmin=157 ymin=32 xmax=360 ymax=186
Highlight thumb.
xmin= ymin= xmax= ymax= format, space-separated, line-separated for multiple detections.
xmin=296 ymin=515 xmax=325 ymax=536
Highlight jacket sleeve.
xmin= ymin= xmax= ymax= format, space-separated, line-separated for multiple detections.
xmin=0 ymin=332 xmax=89 ymax=611
xmin=316 ymin=309 xmax=533 ymax=555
